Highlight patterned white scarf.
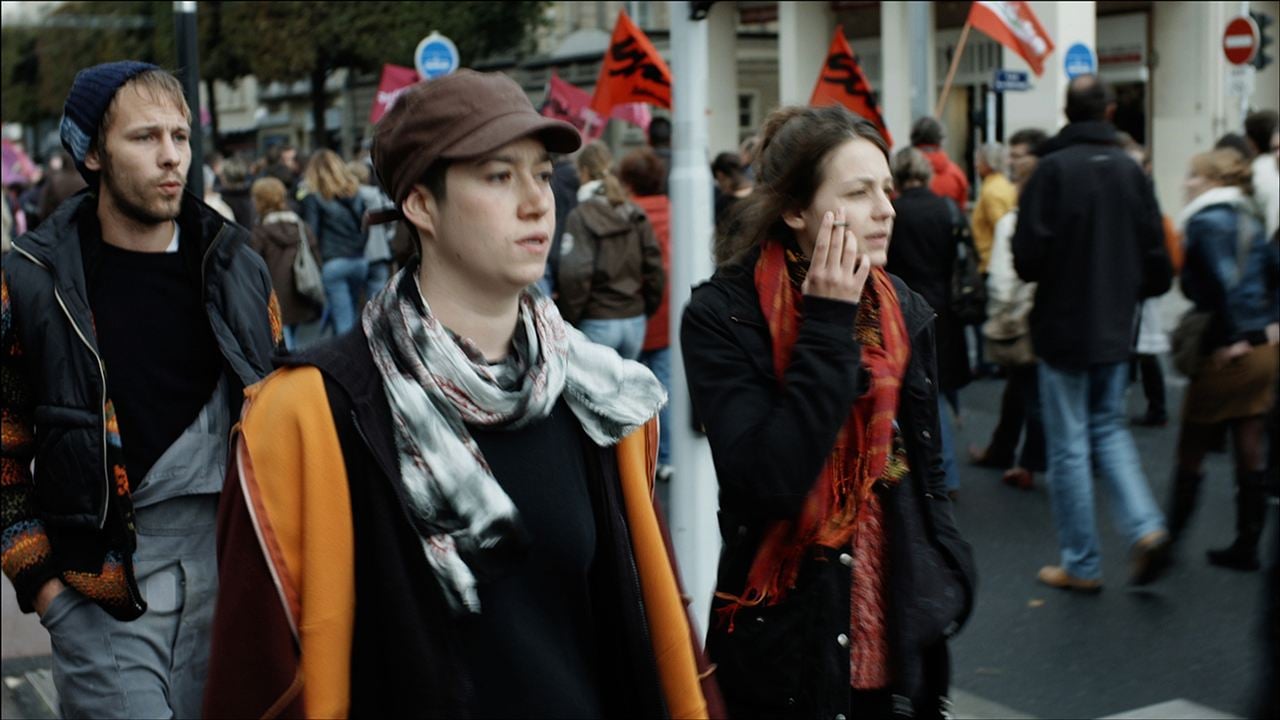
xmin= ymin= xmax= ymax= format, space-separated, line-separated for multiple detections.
xmin=361 ymin=264 xmax=667 ymax=614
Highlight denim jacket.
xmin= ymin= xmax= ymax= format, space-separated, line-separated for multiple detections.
xmin=301 ymin=191 xmax=366 ymax=261
xmin=1181 ymin=199 xmax=1279 ymax=349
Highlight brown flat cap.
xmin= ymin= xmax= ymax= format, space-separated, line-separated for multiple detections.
xmin=372 ymin=69 xmax=582 ymax=209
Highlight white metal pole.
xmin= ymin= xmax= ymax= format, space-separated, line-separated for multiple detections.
xmin=1240 ymin=0 xmax=1251 ymax=125
xmin=666 ymin=0 xmax=720 ymax=640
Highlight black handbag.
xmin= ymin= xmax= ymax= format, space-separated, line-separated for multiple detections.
xmin=945 ymin=199 xmax=987 ymax=325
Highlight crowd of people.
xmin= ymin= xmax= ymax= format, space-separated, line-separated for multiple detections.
xmin=1 ymin=57 xmax=1277 ymax=720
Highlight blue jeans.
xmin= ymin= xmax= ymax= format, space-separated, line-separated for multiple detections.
xmin=366 ymin=260 xmax=391 ymax=305
xmin=322 ymin=256 xmax=369 ymax=336
xmin=578 ymin=316 xmax=647 ymax=361
xmin=1038 ymin=361 xmax=1166 ymax=580
xmin=639 ymin=347 xmax=672 ymax=466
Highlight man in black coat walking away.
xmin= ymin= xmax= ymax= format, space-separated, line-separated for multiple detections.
xmin=1012 ymin=74 xmax=1173 ymax=593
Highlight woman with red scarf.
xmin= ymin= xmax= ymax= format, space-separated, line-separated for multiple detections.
xmin=684 ymin=104 xmax=977 ymax=719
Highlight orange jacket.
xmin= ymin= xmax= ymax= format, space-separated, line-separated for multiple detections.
xmin=919 ymin=145 xmax=971 ymax=213
xmin=204 ymin=366 xmax=714 ymax=718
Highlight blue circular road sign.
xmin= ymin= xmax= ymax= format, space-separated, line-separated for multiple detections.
xmin=415 ymin=32 xmax=459 ymax=80
xmin=1064 ymin=43 xmax=1096 ymax=79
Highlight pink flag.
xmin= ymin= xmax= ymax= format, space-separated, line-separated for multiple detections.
xmin=542 ymin=73 xmax=605 ymax=142
xmin=369 ymin=64 xmax=421 ymax=125
xmin=610 ymin=102 xmax=652 ymax=132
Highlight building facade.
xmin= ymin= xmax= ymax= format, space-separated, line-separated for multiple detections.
xmin=197 ymin=0 xmax=1278 ymax=218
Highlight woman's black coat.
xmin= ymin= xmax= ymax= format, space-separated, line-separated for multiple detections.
xmin=681 ymin=247 xmax=977 ymax=719
xmin=887 ymin=186 xmax=973 ymax=393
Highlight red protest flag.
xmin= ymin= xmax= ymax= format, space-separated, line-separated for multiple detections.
xmin=369 ymin=64 xmax=420 ymax=125
xmin=589 ymin=9 xmax=672 ymax=116
xmin=968 ymin=1 xmax=1054 ymax=76
xmin=809 ymin=28 xmax=893 ymax=147
xmin=542 ymin=72 xmax=605 ymax=142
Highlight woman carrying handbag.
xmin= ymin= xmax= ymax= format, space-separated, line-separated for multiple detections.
xmin=250 ymin=176 xmax=324 ymax=350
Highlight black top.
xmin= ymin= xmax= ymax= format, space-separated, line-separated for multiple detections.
xmin=680 ymin=248 xmax=977 ymax=718
xmin=89 ymin=240 xmax=221 ymax=484
xmin=278 ymin=328 xmax=667 ymax=719
xmin=460 ymin=397 xmax=604 ymax=719
xmin=1012 ymin=120 xmax=1171 ymax=368
xmin=887 ymin=187 xmax=972 ymax=392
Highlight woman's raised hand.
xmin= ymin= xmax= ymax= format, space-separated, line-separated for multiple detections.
xmin=802 ymin=208 xmax=872 ymax=304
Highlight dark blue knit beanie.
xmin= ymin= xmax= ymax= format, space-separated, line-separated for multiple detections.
xmin=60 ymin=60 xmax=161 ymax=182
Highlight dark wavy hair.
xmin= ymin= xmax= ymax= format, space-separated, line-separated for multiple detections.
xmin=714 ymin=104 xmax=889 ymax=267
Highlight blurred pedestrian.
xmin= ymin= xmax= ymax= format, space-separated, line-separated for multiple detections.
xmin=683 ymin=103 xmax=976 ymax=719
xmin=969 ymin=142 xmax=1016 ymax=378
xmin=1244 ymin=110 xmax=1279 ymax=238
xmin=1215 ymin=132 xmax=1253 ymax=161
xmin=556 ymin=141 xmax=665 ymax=359
xmin=264 ymin=141 xmax=299 ymax=198
xmin=38 ymin=149 xmax=88 ymax=222
xmin=1166 ymin=148 xmax=1280 ymax=572
xmin=971 ymin=128 xmax=1049 ymax=490
xmin=348 ymin=159 xmax=394 ymax=303
xmin=219 ymin=156 xmax=255 ymax=228
xmin=970 ymin=143 xmax=1015 ymax=276
xmin=647 ymin=115 xmax=672 ymax=192
xmin=712 ymin=151 xmax=753 ymax=227
xmin=910 ymin=116 xmax=970 ymax=212
xmin=619 ymin=147 xmax=674 ymax=483
xmin=1119 ymin=137 xmax=1178 ymax=428
xmin=1013 ymin=74 xmax=1174 ymax=591
xmin=739 ymin=133 xmax=760 ymax=181
xmin=301 ymin=148 xmax=367 ymax=335
xmin=16 ymin=165 xmax=45 ymax=230
xmin=1 ymin=61 xmax=279 ymax=719
xmin=203 ymin=164 xmax=235 ymax=221
xmin=205 ymin=149 xmax=224 ymax=191
xmin=538 ymin=152 xmax=581 ymax=296
xmin=1 ymin=190 xmax=12 ymax=254
xmin=886 ymin=146 xmax=970 ymax=497
xmin=203 ymin=69 xmax=711 ymax=719
xmin=249 ymin=175 xmax=323 ymax=350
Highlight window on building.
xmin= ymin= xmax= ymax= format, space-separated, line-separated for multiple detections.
xmin=738 ymin=92 xmax=758 ymax=134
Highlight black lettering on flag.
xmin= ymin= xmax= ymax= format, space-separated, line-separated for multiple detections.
xmin=820 ymin=52 xmax=885 ymax=122
xmin=608 ymin=37 xmax=671 ymax=88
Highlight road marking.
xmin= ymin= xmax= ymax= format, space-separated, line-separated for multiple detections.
xmin=1100 ymin=698 xmax=1239 ymax=719
xmin=950 ymin=688 xmax=1037 ymax=719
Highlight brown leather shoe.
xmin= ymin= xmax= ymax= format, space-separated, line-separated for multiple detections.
xmin=1130 ymin=530 xmax=1172 ymax=585
xmin=1037 ymin=565 xmax=1103 ymax=593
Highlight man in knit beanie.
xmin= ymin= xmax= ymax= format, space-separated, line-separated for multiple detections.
xmin=1 ymin=61 xmax=281 ymax=718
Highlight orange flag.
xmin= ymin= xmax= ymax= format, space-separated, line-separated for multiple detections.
xmin=809 ymin=27 xmax=893 ymax=148
xmin=590 ymin=10 xmax=672 ymax=115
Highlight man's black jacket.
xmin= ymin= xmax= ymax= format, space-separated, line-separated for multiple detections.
xmin=1012 ymin=121 xmax=1172 ymax=369
xmin=3 ymin=189 xmax=276 ymax=619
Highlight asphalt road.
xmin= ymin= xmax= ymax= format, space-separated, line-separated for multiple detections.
xmin=2 ymin=356 xmax=1273 ymax=719
xmin=946 ymin=363 xmax=1273 ymax=719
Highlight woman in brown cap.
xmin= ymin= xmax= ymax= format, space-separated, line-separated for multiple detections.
xmin=203 ymin=69 xmax=717 ymax=719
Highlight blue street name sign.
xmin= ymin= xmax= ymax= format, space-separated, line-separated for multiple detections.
xmin=993 ymin=69 xmax=1030 ymax=92
xmin=1064 ymin=43 xmax=1096 ymax=79
xmin=415 ymin=31 xmax=459 ymax=80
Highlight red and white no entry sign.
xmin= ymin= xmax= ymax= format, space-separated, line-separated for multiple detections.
xmin=1223 ymin=15 xmax=1260 ymax=65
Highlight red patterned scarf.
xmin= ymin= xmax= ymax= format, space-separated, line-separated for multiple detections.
xmin=717 ymin=239 xmax=910 ymax=627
